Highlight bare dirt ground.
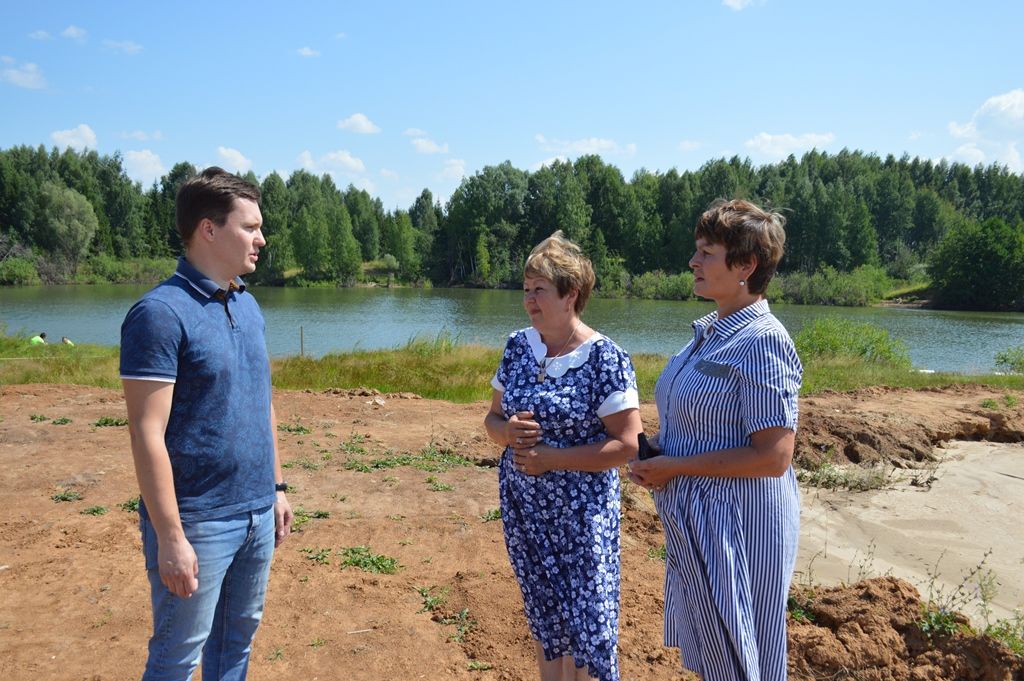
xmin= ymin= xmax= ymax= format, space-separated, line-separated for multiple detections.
xmin=1 ymin=383 xmax=1023 ymax=680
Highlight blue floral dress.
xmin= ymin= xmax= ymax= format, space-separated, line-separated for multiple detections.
xmin=492 ymin=327 xmax=639 ymax=681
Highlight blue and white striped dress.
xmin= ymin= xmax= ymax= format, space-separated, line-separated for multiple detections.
xmin=653 ymin=300 xmax=801 ymax=681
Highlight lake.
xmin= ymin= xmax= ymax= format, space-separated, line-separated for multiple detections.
xmin=2 ymin=285 xmax=1022 ymax=373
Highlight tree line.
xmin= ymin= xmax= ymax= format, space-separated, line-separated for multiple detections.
xmin=1 ymin=144 xmax=1022 ymax=309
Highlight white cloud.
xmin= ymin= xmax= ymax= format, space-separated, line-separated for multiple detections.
xmin=297 ymin=46 xmax=319 ymax=57
xmin=29 ymin=30 xmax=51 ymax=40
xmin=337 ymin=113 xmax=380 ymax=134
xmin=723 ymin=0 xmax=758 ymax=9
xmin=322 ymin=149 xmax=365 ymax=173
xmin=2 ymin=61 xmax=46 ymax=89
xmin=379 ymin=168 xmax=399 ymax=179
xmin=439 ymin=159 xmax=466 ymax=181
xmin=349 ymin=176 xmax=376 ymax=194
xmin=535 ymin=133 xmax=635 ymax=157
xmin=743 ymin=131 xmax=835 ymax=159
xmin=403 ymin=127 xmax=427 ymax=137
xmin=51 ymin=123 xmax=97 ymax=150
xmin=531 ymin=156 xmax=569 ymax=171
xmin=0 ymin=56 xmax=12 ymax=64
xmin=411 ymin=137 xmax=449 ymax=154
xmin=946 ymin=89 xmax=1024 ymax=172
xmin=122 ymin=129 xmax=163 ymax=142
xmin=104 ymin=40 xmax=143 ymax=55
xmin=908 ymin=130 xmax=924 ymax=141
xmin=124 ymin=150 xmax=165 ymax=185
xmin=61 ymin=25 xmax=87 ymax=41
xmin=298 ymin=149 xmax=366 ymax=174
xmin=216 ymin=146 xmax=253 ymax=173
xmin=678 ymin=139 xmax=702 ymax=152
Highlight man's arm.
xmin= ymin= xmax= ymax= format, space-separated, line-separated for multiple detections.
xmin=270 ymin=403 xmax=293 ymax=547
xmin=122 ymin=379 xmax=199 ymax=598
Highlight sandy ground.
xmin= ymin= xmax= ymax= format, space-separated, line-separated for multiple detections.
xmin=1 ymin=383 xmax=1023 ymax=680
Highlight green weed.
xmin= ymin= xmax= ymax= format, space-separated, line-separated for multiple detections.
xmin=787 ymin=594 xmax=815 ymax=623
xmin=118 ymin=496 xmax=140 ymax=512
xmin=93 ymin=416 xmax=128 ymax=427
xmin=282 ymin=456 xmax=320 ymax=471
xmin=467 ymin=660 xmax=493 ymax=671
xmin=647 ymin=545 xmax=667 ymax=561
xmin=1004 ymin=394 xmax=1019 ymax=408
xmin=277 ymin=422 xmax=312 ymax=434
xmin=980 ymin=398 xmax=999 ymax=409
xmin=291 ymin=507 xmax=330 ymax=532
xmin=300 ymin=547 xmax=332 ymax=565
xmin=30 ymin=413 xmax=48 ymax=422
xmin=439 ymin=608 xmax=476 ymax=642
xmin=338 ymin=546 xmax=400 ymax=574
xmin=426 ymin=476 xmax=454 ymax=492
xmin=266 ymin=648 xmax=284 ymax=661
xmin=81 ymin=505 xmax=108 ymax=516
xmin=51 ymin=416 xmax=71 ymax=425
xmin=52 ymin=489 xmax=82 ymax=502
xmin=480 ymin=508 xmax=502 ymax=523
xmin=416 ymin=586 xmax=449 ymax=613
xmin=309 ymin=637 xmax=326 ymax=649
xmin=796 ymin=461 xmax=890 ymax=491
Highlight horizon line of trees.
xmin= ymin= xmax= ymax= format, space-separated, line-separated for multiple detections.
xmin=1 ymin=144 xmax=1023 ymax=309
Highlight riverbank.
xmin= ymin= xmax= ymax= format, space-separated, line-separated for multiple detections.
xmin=1 ymin=383 xmax=1022 ymax=679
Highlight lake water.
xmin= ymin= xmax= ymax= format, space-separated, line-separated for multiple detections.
xmin=2 ymin=285 xmax=1022 ymax=373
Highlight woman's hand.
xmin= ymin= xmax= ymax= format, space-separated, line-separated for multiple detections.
xmin=506 ymin=410 xmax=542 ymax=450
xmin=627 ymin=449 xmax=677 ymax=491
xmin=513 ymin=444 xmax=553 ymax=476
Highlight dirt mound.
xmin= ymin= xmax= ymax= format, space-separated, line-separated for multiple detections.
xmin=1 ymin=383 xmax=1022 ymax=680
xmin=788 ymin=577 xmax=1024 ymax=680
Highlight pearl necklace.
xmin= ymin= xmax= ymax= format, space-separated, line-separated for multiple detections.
xmin=537 ymin=320 xmax=583 ymax=382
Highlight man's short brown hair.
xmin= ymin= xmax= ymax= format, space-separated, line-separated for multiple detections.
xmin=175 ymin=167 xmax=261 ymax=245
xmin=695 ymin=199 xmax=786 ymax=294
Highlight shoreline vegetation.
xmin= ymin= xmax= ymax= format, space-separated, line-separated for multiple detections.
xmin=2 ymin=145 xmax=1022 ymax=311
xmin=3 ymin=321 xmax=1023 ymax=402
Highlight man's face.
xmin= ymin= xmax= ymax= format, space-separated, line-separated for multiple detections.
xmin=212 ymin=198 xmax=265 ymax=279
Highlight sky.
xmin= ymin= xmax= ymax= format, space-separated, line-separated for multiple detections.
xmin=2 ymin=0 xmax=1022 ymax=211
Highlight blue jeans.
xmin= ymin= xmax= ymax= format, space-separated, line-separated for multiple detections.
xmin=140 ymin=506 xmax=275 ymax=681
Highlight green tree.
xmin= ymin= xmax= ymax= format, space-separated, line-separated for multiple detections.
xmin=34 ymin=181 xmax=99 ymax=273
xmin=929 ymin=217 xmax=1024 ymax=310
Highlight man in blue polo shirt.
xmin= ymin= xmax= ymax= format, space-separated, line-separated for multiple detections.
xmin=120 ymin=167 xmax=293 ymax=681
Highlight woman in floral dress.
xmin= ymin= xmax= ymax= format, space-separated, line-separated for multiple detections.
xmin=484 ymin=231 xmax=642 ymax=681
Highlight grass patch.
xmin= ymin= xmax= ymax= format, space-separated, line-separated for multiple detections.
xmin=416 ymin=585 xmax=449 ymax=613
xmin=480 ymin=508 xmax=502 ymax=523
xmin=796 ymin=461 xmax=891 ymax=491
xmin=81 ymin=505 xmax=108 ymax=516
xmin=300 ymin=547 xmax=332 ymax=565
xmin=467 ymin=660 xmax=493 ymax=671
xmin=647 ymin=545 xmax=667 ymax=561
xmin=291 ymin=507 xmax=330 ymax=532
xmin=278 ymin=422 xmax=312 ymax=434
xmin=344 ymin=443 xmax=473 ymax=474
xmin=52 ymin=488 xmax=82 ymax=502
xmin=30 ymin=413 xmax=48 ymax=422
xmin=426 ymin=476 xmax=454 ymax=492
xmin=338 ymin=546 xmax=400 ymax=574
xmin=439 ymin=608 xmax=477 ymax=642
xmin=50 ymin=416 xmax=72 ymax=425
xmin=282 ymin=456 xmax=321 ymax=471
xmin=0 ymin=332 xmax=120 ymax=388
xmin=93 ymin=416 xmax=128 ymax=427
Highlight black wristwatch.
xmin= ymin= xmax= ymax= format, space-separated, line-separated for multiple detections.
xmin=275 ymin=481 xmax=289 ymax=492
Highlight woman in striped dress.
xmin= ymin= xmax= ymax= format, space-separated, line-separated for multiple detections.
xmin=628 ymin=199 xmax=802 ymax=681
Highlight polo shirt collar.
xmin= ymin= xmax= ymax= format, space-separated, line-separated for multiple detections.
xmin=173 ymin=256 xmax=246 ymax=299
xmin=692 ymin=299 xmax=771 ymax=340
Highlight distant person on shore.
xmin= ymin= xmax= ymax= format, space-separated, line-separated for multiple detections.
xmin=484 ymin=231 xmax=642 ymax=681
xmin=628 ymin=199 xmax=802 ymax=681
xmin=29 ymin=332 xmax=46 ymax=345
xmin=120 ymin=167 xmax=293 ymax=680
xmin=61 ymin=336 xmax=74 ymax=347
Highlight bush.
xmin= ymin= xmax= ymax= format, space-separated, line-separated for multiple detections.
xmin=628 ymin=270 xmax=694 ymax=300
xmin=775 ymin=265 xmax=892 ymax=306
xmin=995 ymin=346 xmax=1024 ymax=374
xmin=795 ymin=317 xmax=911 ymax=368
xmin=0 ymin=256 xmax=40 ymax=285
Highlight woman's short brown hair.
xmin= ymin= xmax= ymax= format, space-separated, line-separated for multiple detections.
xmin=524 ymin=231 xmax=595 ymax=315
xmin=695 ymin=199 xmax=786 ymax=294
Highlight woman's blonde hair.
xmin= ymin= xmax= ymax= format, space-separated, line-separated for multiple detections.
xmin=523 ymin=231 xmax=595 ymax=314
xmin=695 ymin=199 xmax=787 ymax=294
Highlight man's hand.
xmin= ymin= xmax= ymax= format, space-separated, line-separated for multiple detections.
xmin=274 ymin=492 xmax=293 ymax=547
xmin=158 ymin=535 xmax=199 ymax=598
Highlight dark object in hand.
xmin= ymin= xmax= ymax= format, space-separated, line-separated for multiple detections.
xmin=637 ymin=432 xmax=657 ymax=460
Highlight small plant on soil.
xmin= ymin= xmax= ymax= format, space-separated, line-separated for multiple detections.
xmin=995 ymin=346 xmax=1024 ymax=374
xmin=81 ymin=505 xmax=108 ymax=516
xmin=282 ymin=456 xmax=320 ymax=471
xmin=30 ymin=413 xmax=49 ymax=422
xmin=416 ymin=585 xmax=449 ymax=613
xmin=467 ymin=660 xmax=493 ymax=671
xmin=52 ymin=488 xmax=82 ymax=502
xmin=118 ymin=496 xmax=140 ymax=512
xmin=338 ymin=545 xmax=400 ymax=574
xmin=1003 ymin=394 xmax=1019 ymax=408
xmin=309 ymin=638 xmax=326 ymax=649
xmin=480 ymin=508 xmax=502 ymax=523
xmin=426 ymin=476 xmax=454 ymax=492
xmin=919 ymin=549 xmax=993 ymax=638
xmin=980 ymin=398 xmax=999 ymax=409
xmin=300 ymin=547 xmax=332 ymax=565
xmin=93 ymin=416 xmax=128 ymax=427
xmin=51 ymin=416 xmax=72 ymax=425
xmin=277 ymin=422 xmax=311 ymax=434
xmin=291 ymin=507 xmax=330 ymax=532
xmin=648 ymin=545 xmax=667 ymax=561
xmin=787 ymin=594 xmax=815 ymax=623
xmin=266 ymin=648 xmax=284 ymax=661
xmin=439 ymin=608 xmax=476 ymax=642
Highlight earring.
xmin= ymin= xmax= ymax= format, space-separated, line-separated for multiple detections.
xmin=739 ymin=279 xmax=746 ymax=286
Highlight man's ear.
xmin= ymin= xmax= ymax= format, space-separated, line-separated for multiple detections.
xmin=197 ymin=218 xmax=217 ymax=242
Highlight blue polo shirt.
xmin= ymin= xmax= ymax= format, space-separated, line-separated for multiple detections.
xmin=120 ymin=257 xmax=277 ymax=522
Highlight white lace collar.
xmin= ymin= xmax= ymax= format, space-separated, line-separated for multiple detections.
xmin=524 ymin=327 xmax=603 ymax=379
